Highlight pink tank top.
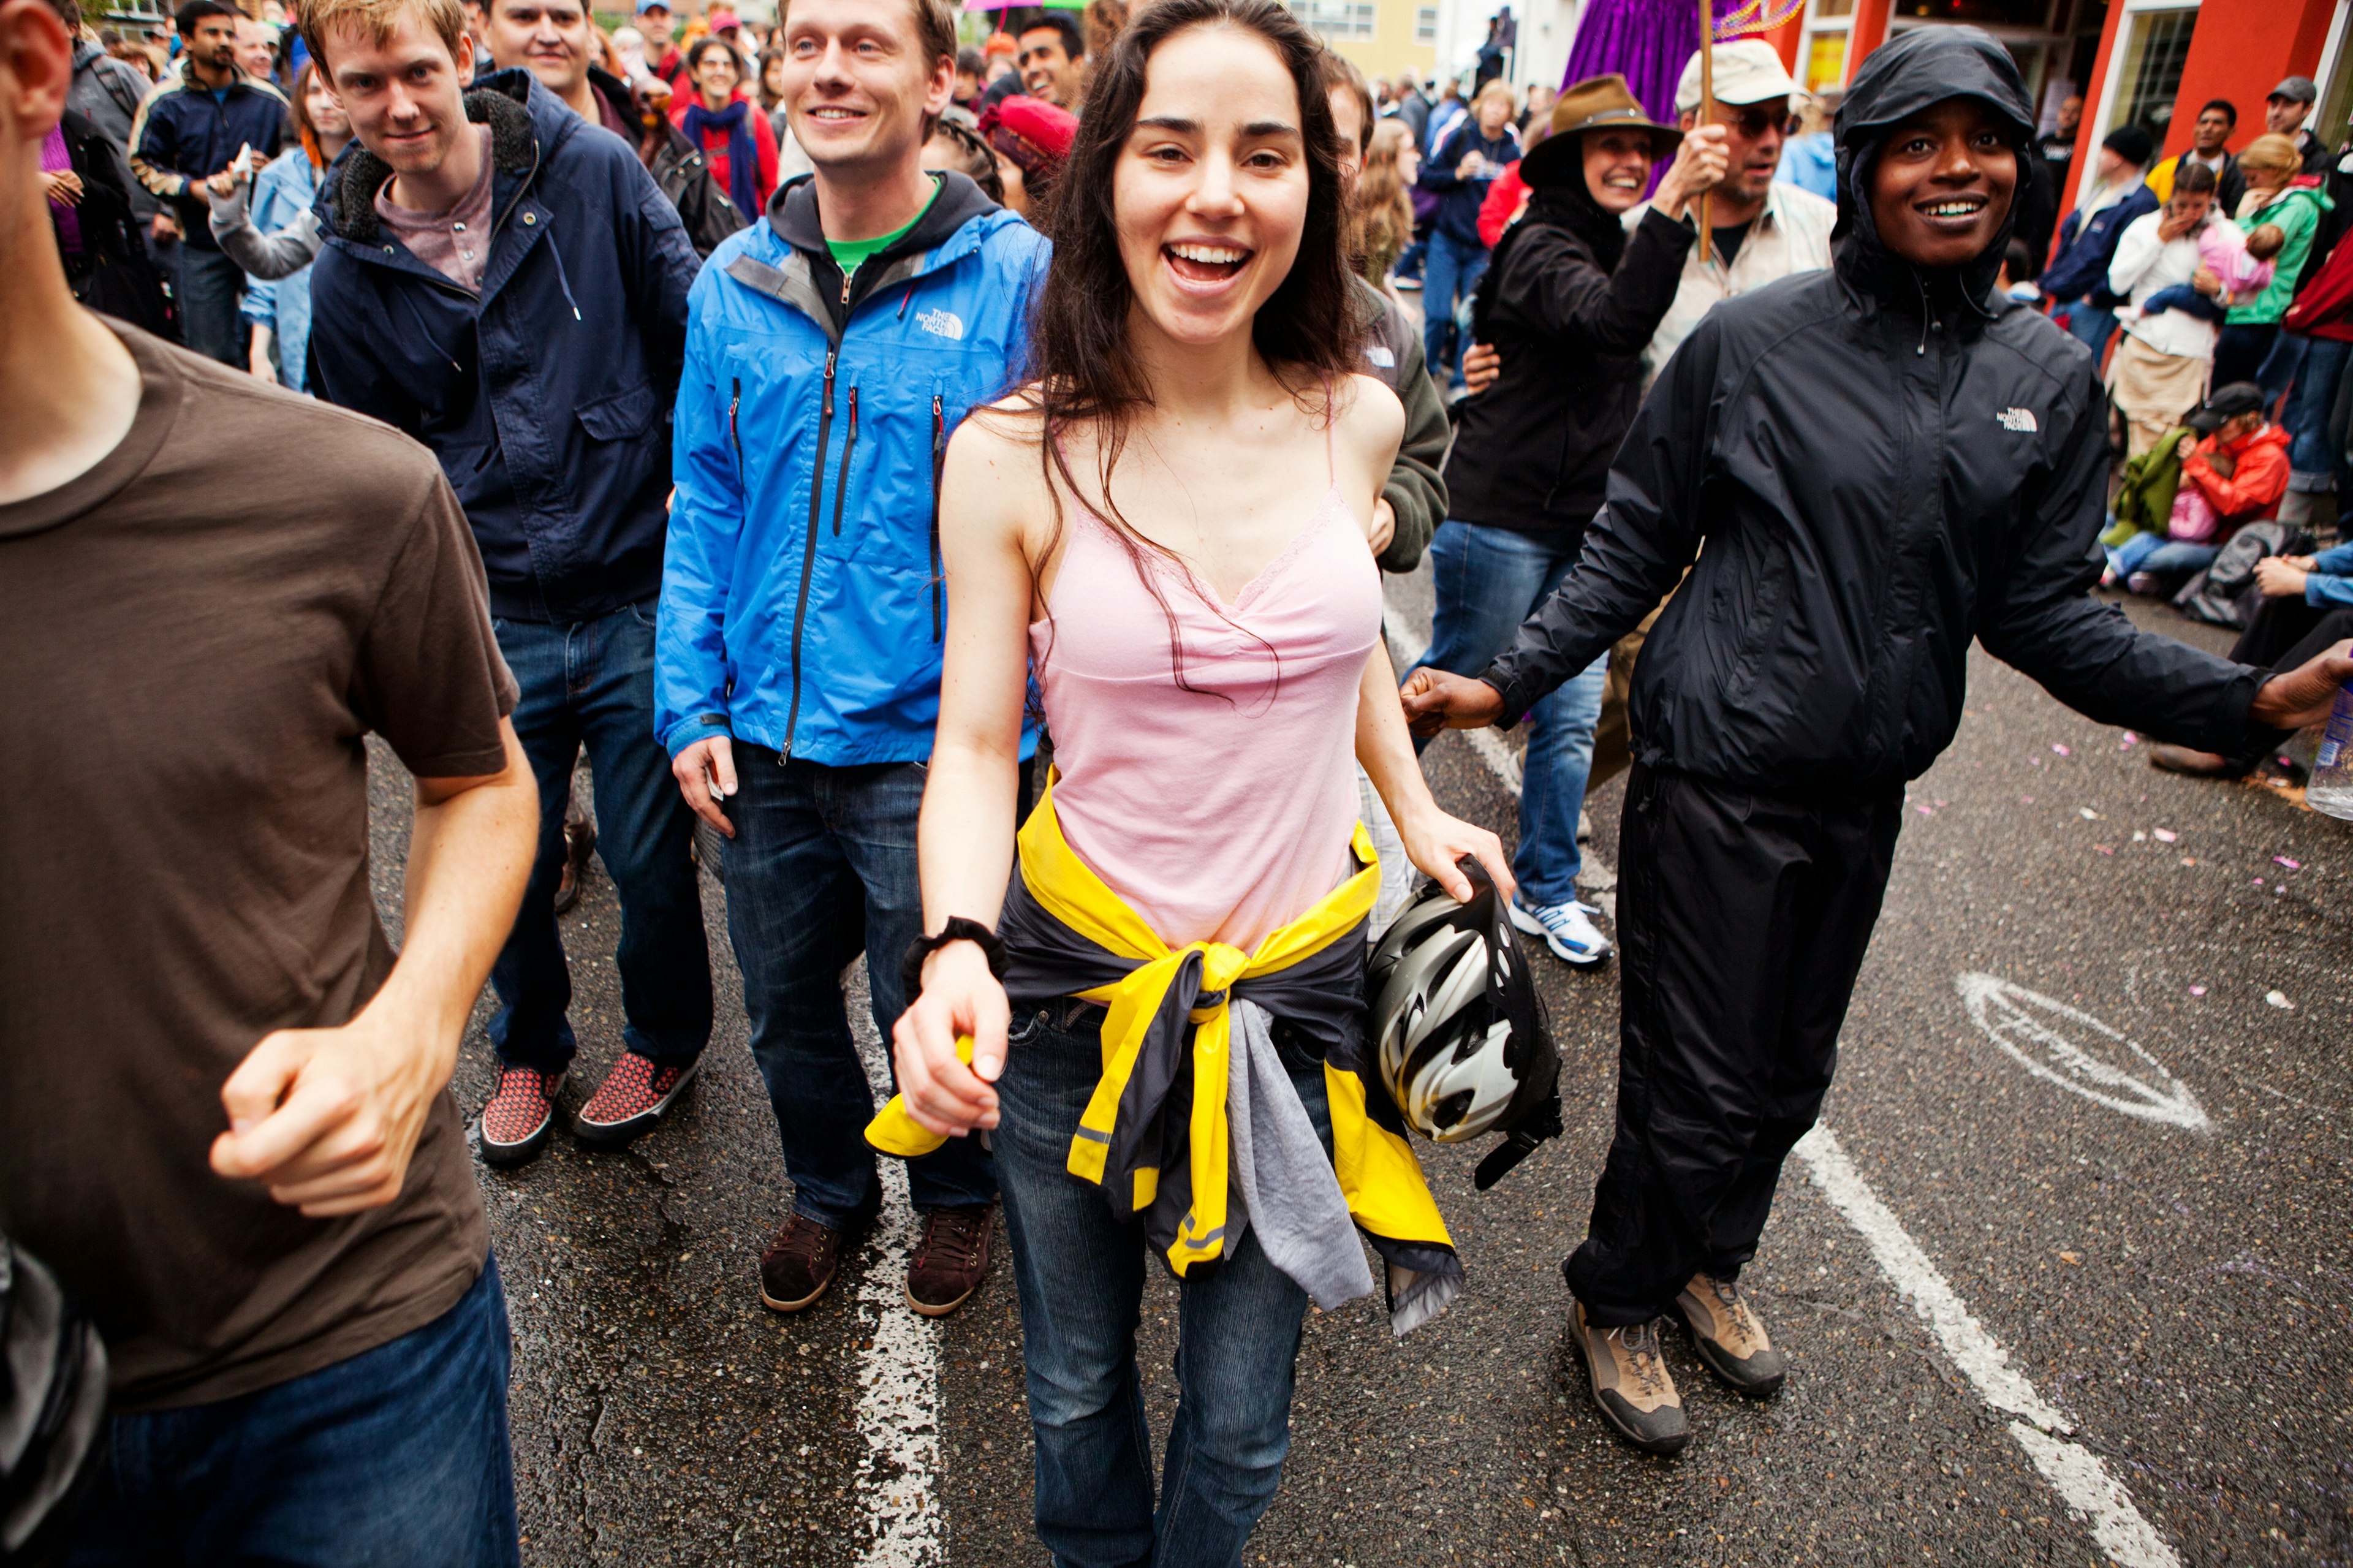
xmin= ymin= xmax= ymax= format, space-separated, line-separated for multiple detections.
xmin=1030 ymin=424 xmax=1382 ymax=951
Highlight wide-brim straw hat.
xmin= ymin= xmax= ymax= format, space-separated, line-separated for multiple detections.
xmin=1518 ymin=73 xmax=1682 ymax=190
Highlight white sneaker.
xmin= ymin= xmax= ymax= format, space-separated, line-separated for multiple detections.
xmin=1509 ymin=896 xmax=1613 ymax=967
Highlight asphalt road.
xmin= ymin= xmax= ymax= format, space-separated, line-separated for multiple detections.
xmin=366 ymin=585 xmax=2352 ymax=1566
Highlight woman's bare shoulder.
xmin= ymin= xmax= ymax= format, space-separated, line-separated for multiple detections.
xmin=1332 ymin=369 xmax=1406 ymax=465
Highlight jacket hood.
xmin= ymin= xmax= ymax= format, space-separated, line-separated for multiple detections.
xmin=1832 ymin=26 xmax=2037 ymax=315
xmin=767 ymin=169 xmax=1001 ymax=259
xmin=322 ymin=69 xmax=556 ymax=244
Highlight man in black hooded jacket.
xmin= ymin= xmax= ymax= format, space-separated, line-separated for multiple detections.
xmin=1403 ymin=25 xmax=2353 ymax=1456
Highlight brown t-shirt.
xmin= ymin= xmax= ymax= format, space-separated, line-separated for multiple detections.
xmin=0 ymin=322 xmax=518 ymax=1411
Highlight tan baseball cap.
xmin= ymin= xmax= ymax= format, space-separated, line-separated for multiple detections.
xmin=1673 ymin=39 xmax=1805 ymax=115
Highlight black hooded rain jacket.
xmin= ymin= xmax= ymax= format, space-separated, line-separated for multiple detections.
xmin=1482 ymin=26 xmax=2269 ymax=795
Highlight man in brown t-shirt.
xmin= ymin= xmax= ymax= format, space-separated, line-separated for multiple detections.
xmin=0 ymin=3 xmax=537 ymax=1556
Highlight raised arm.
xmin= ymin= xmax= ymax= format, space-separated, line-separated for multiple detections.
xmin=890 ymin=409 xmax=1046 ymax=1138
xmin=207 ymin=179 xmax=322 ymax=281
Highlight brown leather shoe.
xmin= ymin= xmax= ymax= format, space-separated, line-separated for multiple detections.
xmin=759 ymin=1213 xmax=845 ymax=1313
xmin=2146 ymin=743 xmax=2245 ymax=779
xmin=906 ymin=1205 xmax=993 ymax=1317
xmin=1572 ymin=1304 xmax=1689 ymax=1455
xmin=1675 ymin=1273 xmax=1786 ymax=1396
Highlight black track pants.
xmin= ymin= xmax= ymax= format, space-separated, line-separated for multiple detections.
xmin=1564 ymin=766 xmax=1904 ymax=1327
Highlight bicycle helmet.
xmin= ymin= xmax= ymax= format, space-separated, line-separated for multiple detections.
xmin=1369 ymin=858 xmax=1563 ymax=1187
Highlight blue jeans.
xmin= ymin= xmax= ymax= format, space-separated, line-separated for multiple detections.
xmin=67 ymin=1253 xmax=518 ymax=1567
xmin=2107 ymin=531 xmax=2218 ymax=584
xmin=2256 ymin=328 xmax=2306 ymax=409
xmin=2062 ymin=301 xmax=2116 ymax=360
xmin=997 ymin=999 xmax=1325 ymax=1568
xmin=1422 ymin=229 xmax=1488 ymax=387
xmin=722 ymin=748 xmax=993 ymax=1227
xmin=2283 ymin=333 xmax=2353 ymax=490
xmin=176 ymin=243 xmax=248 ymax=368
xmin=489 ymin=603 xmax=711 ymax=1074
xmin=1420 ymin=520 xmax=1606 ymax=908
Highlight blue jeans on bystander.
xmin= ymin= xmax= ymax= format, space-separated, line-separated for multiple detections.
xmin=2281 ymin=333 xmax=2353 ymax=491
xmin=175 ymin=244 xmax=248 ymax=368
xmin=1420 ymin=520 xmax=1606 ymax=909
xmin=996 ymin=999 xmax=1325 ymax=1568
xmin=489 ymin=602 xmax=712 ymax=1075
xmin=2106 ymin=530 xmax=2219 ymax=585
xmin=66 ymin=1253 xmax=518 ymax=1567
xmin=1420 ymin=229 xmax=1488 ymax=389
xmin=720 ymin=748 xmax=993 ymax=1229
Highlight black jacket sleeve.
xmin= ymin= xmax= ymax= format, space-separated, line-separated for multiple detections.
xmin=1506 ymin=206 xmax=1694 ymax=356
xmin=1480 ymin=309 xmax=1718 ymax=722
xmin=1976 ymin=359 xmax=2267 ymax=753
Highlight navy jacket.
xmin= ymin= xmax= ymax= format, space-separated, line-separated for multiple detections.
xmin=308 ymin=71 xmax=701 ymax=622
xmin=1418 ymin=121 xmax=1517 ymax=250
xmin=128 ymin=66 xmax=286 ymax=250
xmin=2040 ymin=182 xmax=2157 ymax=307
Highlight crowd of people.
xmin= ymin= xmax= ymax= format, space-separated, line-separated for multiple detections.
xmin=9 ymin=0 xmax=2353 ymax=1561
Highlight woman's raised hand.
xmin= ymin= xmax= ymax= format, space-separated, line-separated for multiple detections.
xmin=891 ymin=939 xmax=1009 ymax=1137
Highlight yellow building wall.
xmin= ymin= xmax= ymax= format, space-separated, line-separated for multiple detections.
xmin=1314 ymin=0 xmax=1439 ymax=82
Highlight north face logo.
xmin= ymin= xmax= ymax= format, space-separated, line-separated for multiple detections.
xmin=1996 ymin=407 xmax=2037 ymax=433
xmin=917 ymin=308 xmax=965 ymax=341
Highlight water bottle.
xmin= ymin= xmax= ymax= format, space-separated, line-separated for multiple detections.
xmin=2309 ymin=682 xmax=2353 ymax=821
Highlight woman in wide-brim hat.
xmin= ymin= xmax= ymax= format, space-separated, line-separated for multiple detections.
xmin=1406 ymin=73 xmax=1723 ymax=975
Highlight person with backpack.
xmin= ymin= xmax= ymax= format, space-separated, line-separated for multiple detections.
xmin=1402 ymin=26 xmax=2353 ymax=1456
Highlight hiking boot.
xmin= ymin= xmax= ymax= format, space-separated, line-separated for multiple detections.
xmin=1675 ymin=1273 xmax=1786 ymax=1397
xmin=573 ymin=1051 xmax=699 ymax=1150
xmin=552 ymin=805 xmax=596 ymax=915
xmin=479 ymin=1066 xmax=565 ymax=1168
xmin=1572 ymin=1304 xmax=1688 ymax=1455
xmin=760 ymin=1213 xmax=847 ymax=1313
xmin=1509 ymin=897 xmax=1612 ymax=968
xmin=906 ymin=1205 xmax=993 ymax=1317
xmin=2146 ymin=743 xmax=2245 ymax=779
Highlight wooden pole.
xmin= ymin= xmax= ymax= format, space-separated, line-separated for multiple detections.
xmin=1697 ymin=0 xmax=1714 ymax=262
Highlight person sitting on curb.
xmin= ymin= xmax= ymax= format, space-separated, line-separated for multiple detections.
xmin=2148 ymin=543 xmax=2353 ymax=777
xmin=2107 ymin=383 xmax=2290 ymax=594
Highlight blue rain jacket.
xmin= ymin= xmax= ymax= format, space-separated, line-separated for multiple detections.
xmin=658 ymin=172 xmax=1048 ymax=766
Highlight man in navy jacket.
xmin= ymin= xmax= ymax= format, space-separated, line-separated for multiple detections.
xmin=305 ymin=0 xmax=713 ymax=1172
xmin=128 ymin=0 xmax=284 ymax=363
xmin=2039 ymin=123 xmax=2157 ymax=359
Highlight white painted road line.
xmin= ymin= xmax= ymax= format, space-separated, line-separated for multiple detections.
xmin=851 ymin=982 xmax=944 ymax=1567
xmin=1793 ymin=1126 xmax=2183 ymax=1568
xmin=1385 ymin=587 xmax=2183 ymax=1567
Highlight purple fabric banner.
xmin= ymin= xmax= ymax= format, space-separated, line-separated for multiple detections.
xmin=1561 ymin=0 xmax=1739 ymax=124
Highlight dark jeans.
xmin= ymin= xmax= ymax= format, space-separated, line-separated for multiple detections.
xmin=996 ymin=999 xmax=1324 ymax=1568
xmin=1422 ymin=228 xmax=1488 ymax=388
xmin=2283 ymin=333 xmax=2353 ymax=490
xmin=2233 ymin=599 xmax=2353 ymax=670
xmin=489 ymin=603 xmax=711 ymax=1074
xmin=1566 ymin=767 xmax=1903 ymax=1327
xmin=66 ymin=1253 xmax=518 ymax=1567
xmin=175 ymin=243 xmax=247 ymax=368
xmin=722 ymin=747 xmax=993 ymax=1227
xmin=2214 ymin=322 xmax=2278 ymax=392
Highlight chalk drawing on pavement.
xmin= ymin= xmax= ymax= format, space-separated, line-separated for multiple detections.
xmin=1955 ymin=972 xmax=2210 ymax=1132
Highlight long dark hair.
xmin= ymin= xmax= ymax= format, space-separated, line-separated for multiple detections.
xmin=1015 ymin=0 xmax=1358 ymax=694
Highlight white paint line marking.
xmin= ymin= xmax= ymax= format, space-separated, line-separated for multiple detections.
xmin=1793 ymin=1124 xmax=2182 ymax=1568
xmin=1955 ymin=973 xmax=2210 ymax=1132
xmin=849 ymin=971 xmax=944 ymax=1567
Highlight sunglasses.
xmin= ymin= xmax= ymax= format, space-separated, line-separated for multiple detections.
xmin=1717 ymin=105 xmax=1802 ymax=138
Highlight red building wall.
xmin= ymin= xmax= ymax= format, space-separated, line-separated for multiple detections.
xmin=2165 ymin=0 xmax=2338 ymax=158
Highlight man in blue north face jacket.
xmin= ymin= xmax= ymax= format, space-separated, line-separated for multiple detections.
xmin=659 ymin=0 xmax=1046 ymax=1323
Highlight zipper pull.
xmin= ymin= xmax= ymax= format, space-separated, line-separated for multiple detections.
xmin=840 ymin=267 xmax=854 ymax=306
xmin=822 ymin=350 xmax=835 ymax=417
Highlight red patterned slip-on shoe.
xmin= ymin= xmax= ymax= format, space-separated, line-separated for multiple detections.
xmin=479 ymin=1066 xmax=566 ymax=1168
xmin=572 ymin=1051 xmax=699 ymax=1150
xmin=906 ymin=1205 xmax=994 ymax=1317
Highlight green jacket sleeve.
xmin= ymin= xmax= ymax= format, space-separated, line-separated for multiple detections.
xmin=1377 ymin=319 xmax=1450 ymax=575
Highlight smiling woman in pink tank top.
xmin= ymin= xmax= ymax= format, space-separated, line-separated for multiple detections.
xmin=878 ymin=3 xmax=1510 ymax=1562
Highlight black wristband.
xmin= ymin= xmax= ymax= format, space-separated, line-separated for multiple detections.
xmin=901 ymin=917 xmax=1006 ymax=1005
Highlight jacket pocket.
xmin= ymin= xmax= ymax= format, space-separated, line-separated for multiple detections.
xmin=577 ymin=379 xmax=657 ymax=441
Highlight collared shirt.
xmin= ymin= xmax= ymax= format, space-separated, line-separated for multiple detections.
xmin=1626 ymin=180 xmax=1838 ymax=391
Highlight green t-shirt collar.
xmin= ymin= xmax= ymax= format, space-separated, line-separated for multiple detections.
xmin=826 ymin=174 xmax=944 ymax=282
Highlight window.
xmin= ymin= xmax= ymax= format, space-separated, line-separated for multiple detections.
xmin=1288 ymin=0 xmax=1376 ymax=39
xmin=1891 ymin=0 xmax=2052 ymax=23
xmin=2108 ymin=7 xmax=2196 ymax=140
xmin=1415 ymin=4 xmax=1439 ymax=41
